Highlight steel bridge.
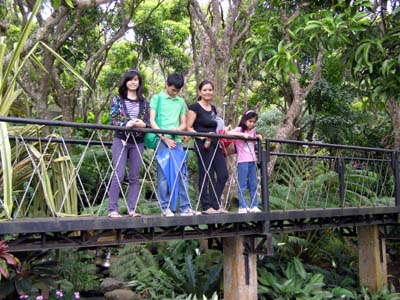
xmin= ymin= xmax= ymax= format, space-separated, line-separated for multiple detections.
xmin=1 ymin=117 xmax=399 ymax=252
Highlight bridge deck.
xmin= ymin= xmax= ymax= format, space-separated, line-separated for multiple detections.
xmin=1 ymin=206 xmax=399 ymax=234
xmin=2 ymin=207 xmax=399 ymax=251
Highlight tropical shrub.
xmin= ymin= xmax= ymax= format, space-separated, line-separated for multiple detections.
xmin=0 ymin=240 xmax=19 ymax=280
xmin=269 ymin=146 xmax=394 ymax=210
xmin=110 ymin=241 xmax=223 ymax=299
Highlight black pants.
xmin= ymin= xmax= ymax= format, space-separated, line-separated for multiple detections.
xmin=195 ymin=139 xmax=229 ymax=210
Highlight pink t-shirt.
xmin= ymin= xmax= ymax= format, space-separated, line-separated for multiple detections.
xmin=231 ymin=127 xmax=258 ymax=163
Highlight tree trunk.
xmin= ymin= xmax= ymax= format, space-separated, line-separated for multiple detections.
xmin=189 ymin=0 xmax=257 ymax=112
xmin=268 ymin=51 xmax=324 ymax=175
xmin=387 ymin=97 xmax=400 ymax=149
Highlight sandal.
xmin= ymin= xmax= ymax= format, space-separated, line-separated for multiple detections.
xmin=202 ymin=208 xmax=219 ymax=215
xmin=108 ymin=211 xmax=122 ymax=218
xmin=128 ymin=211 xmax=141 ymax=218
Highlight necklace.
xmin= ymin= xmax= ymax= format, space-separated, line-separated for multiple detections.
xmin=199 ymin=100 xmax=212 ymax=111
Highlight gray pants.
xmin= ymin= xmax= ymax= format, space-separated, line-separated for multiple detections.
xmin=108 ymin=138 xmax=144 ymax=213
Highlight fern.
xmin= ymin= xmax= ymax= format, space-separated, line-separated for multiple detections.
xmin=110 ymin=242 xmax=223 ymax=299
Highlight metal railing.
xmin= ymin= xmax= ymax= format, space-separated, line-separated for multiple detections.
xmin=265 ymin=139 xmax=397 ymax=211
xmin=0 ymin=117 xmax=398 ymax=220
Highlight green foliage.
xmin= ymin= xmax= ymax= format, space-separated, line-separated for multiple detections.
xmin=0 ymin=249 xmax=99 ymax=299
xmin=0 ymin=251 xmax=59 ymax=298
xmin=98 ymin=41 xmax=140 ymax=93
xmin=57 ymin=249 xmax=100 ymax=291
xmin=256 ymin=107 xmax=285 ymax=139
xmin=358 ymin=286 xmax=400 ymax=300
xmin=110 ymin=241 xmax=223 ymax=299
xmin=269 ymin=145 xmax=394 ymax=210
xmin=5 ymin=131 xmax=80 ymax=218
xmin=133 ymin=0 xmax=191 ymax=74
xmin=349 ymin=6 xmax=400 ymax=103
xmin=0 ymin=0 xmax=45 ymax=219
xmin=304 ymin=71 xmax=362 ymax=144
xmin=0 ymin=250 xmax=87 ymax=300
xmin=258 ymin=257 xmax=345 ymax=299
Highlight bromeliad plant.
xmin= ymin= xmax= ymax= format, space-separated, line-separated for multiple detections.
xmin=0 ymin=240 xmax=19 ymax=280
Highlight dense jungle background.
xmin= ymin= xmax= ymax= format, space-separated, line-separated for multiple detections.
xmin=1 ymin=0 xmax=400 ymax=299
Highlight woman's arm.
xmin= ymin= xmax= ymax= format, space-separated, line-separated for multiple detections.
xmin=186 ymin=110 xmax=197 ymax=133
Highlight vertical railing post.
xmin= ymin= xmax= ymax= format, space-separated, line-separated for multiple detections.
xmin=259 ymin=139 xmax=269 ymax=214
xmin=259 ymin=138 xmax=271 ymax=253
xmin=391 ymin=150 xmax=400 ymax=207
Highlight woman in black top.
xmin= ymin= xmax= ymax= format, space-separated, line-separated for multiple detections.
xmin=187 ymin=80 xmax=229 ymax=214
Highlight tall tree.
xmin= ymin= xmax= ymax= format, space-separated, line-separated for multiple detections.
xmin=188 ymin=0 xmax=257 ymax=109
xmin=246 ymin=1 xmax=369 ymax=171
xmin=345 ymin=1 xmax=400 ymax=147
xmin=2 ymin=0 xmax=161 ymax=124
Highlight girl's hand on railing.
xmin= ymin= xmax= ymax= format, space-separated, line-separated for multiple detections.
xmin=127 ymin=119 xmax=145 ymax=128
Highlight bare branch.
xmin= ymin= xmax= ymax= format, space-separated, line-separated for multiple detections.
xmin=231 ymin=0 xmax=257 ymax=45
xmin=53 ymin=9 xmax=84 ymax=50
xmin=189 ymin=0 xmax=222 ymax=59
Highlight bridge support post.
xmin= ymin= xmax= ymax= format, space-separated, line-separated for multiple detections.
xmin=358 ymin=225 xmax=387 ymax=292
xmin=223 ymin=236 xmax=257 ymax=300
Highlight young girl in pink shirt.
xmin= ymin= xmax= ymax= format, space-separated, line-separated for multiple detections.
xmin=229 ymin=110 xmax=263 ymax=213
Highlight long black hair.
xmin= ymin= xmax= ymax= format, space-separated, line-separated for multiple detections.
xmin=197 ymin=79 xmax=214 ymax=101
xmin=118 ymin=69 xmax=145 ymax=101
xmin=238 ymin=110 xmax=258 ymax=132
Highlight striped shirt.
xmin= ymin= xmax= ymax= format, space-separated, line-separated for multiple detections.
xmin=125 ymin=98 xmax=140 ymax=119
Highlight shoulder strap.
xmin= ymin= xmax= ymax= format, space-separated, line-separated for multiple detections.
xmin=155 ymin=93 xmax=161 ymax=127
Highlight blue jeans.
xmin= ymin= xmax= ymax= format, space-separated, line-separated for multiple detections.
xmin=237 ymin=161 xmax=258 ymax=209
xmin=156 ymin=141 xmax=190 ymax=212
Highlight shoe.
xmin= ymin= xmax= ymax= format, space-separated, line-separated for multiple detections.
xmin=217 ymin=208 xmax=229 ymax=214
xmin=249 ymin=207 xmax=262 ymax=213
xmin=180 ymin=208 xmax=201 ymax=216
xmin=202 ymin=208 xmax=219 ymax=215
xmin=162 ymin=208 xmax=175 ymax=217
xmin=128 ymin=211 xmax=141 ymax=218
xmin=238 ymin=208 xmax=249 ymax=214
xmin=108 ymin=211 xmax=122 ymax=218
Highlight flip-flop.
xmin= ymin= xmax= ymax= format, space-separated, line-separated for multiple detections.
xmin=128 ymin=211 xmax=141 ymax=218
xmin=218 ymin=208 xmax=229 ymax=214
xmin=202 ymin=208 xmax=219 ymax=215
xmin=108 ymin=211 xmax=122 ymax=218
